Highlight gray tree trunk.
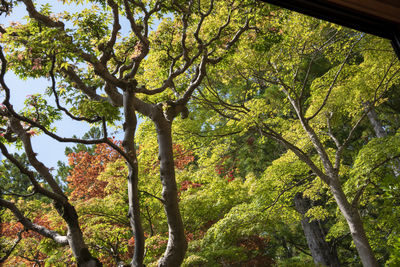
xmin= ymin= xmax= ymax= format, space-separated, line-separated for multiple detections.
xmin=154 ymin=112 xmax=187 ymax=267
xmin=294 ymin=193 xmax=340 ymax=267
xmin=295 ymin=119 xmax=378 ymax=267
xmin=55 ymin=203 xmax=102 ymax=267
xmin=365 ymin=103 xmax=400 ymax=176
xmin=123 ymin=89 xmax=145 ymax=267
xmin=329 ymin=177 xmax=378 ymax=267
xmin=365 ymin=103 xmax=386 ymax=138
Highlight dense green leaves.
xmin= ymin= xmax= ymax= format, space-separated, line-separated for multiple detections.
xmin=1 ymin=1 xmax=400 ymax=266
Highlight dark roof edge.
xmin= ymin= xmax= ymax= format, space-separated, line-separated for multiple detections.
xmin=260 ymin=0 xmax=400 ymax=59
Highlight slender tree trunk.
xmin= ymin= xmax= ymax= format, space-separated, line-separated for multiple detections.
xmin=364 ymin=102 xmax=386 ymax=138
xmin=329 ymin=177 xmax=378 ymax=267
xmin=123 ymin=88 xmax=145 ymax=267
xmin=365 ymin=102 xmax=400 ymax=176
xmin=295 ymin=119 xmax=378 ymax=266
xmin=154 ymin=115 xmax=187 ymax=267
xmin=54 ymin=203 xmax=102 ymax=267
xmin=294 ymin=193 xmax=340 ymax=267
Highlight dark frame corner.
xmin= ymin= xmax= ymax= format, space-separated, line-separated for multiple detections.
xmin=260 ymin=0 xmax=400 ymax=59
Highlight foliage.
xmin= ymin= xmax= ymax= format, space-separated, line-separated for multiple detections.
xmin=1 ymin=1 xmax=400 ymax=266
xmin=67 ymin=139 xmax=122 ymax=200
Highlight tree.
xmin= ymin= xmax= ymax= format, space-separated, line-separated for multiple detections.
xmin=0 ymin=0 xmax=261 ymax=266
xmin=180 ymin=11 xmax=400 ymax=266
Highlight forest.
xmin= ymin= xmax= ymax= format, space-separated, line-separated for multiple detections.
xmin=1 ymin=0 xmax=400 ymax=266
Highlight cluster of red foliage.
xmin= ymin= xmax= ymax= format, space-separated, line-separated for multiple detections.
xmin=173 ymin=144 xmax=195 ymax=170
xmin=127 ymin=237 xmax=135 ymax=257
xmin=179 ymin=180 xmax=202 ymax=192
xmin=237 ymin=235 xmax=270 ymax=251
xmin=67 ymin=140 xmax=122 ymax=201
xmin=215 ymin=156 xmax=238 ymax=181
xmin=148 ymin=236 xmax=168 ymax=251
xmin=1 ymin=215 xmax=53 ymax=240
xmin=1 ymin=215 xmax=54 ymax=265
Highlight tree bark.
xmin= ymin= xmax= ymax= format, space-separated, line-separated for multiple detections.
xmin=365 ymin=102 xmax=386 ymax=138
xmin=123 ymin=88 xmax=145 ymax=267
xmin=153 ymin=111 xmax=187 ymax=267
xmin=329 ymin=177 xmax=378 ymax=267
xmin=294 ymin=193 xmax=340 ymax=267
xmin=295 ymin=116 xmax=378 ymax=266
xmin=365 ymin=103 xmax=400 ymax=176
xmin=8 ymin=117 xmax=101 ymax=266
xmin=54 ymin=202 xmax=102 ymax=267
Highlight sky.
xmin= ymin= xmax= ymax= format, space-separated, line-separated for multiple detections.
xmin=1 ymin=1 xmax=133 ymax=168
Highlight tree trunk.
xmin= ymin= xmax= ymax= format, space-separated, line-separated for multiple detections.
xmin=123 ymin=88 xmax=145 ymax=267
xmin=329 ymin=177 xmax=378 ymax=267
xmin=154 ymin=116 xmax=187 ymax=267
xmin=294 ymin=193 xmax=340 ymax=267
xmin=54 ymin=203 xmax=102 ymax=267
xmin=8 ymin=117 xmax=101 ymax=266
xmin=296 ymin=117 xmax=378 ymax=266
xmin=365 ymin=102 xmax=386 ymax=138
xmin=365 ymin=103 xmax=400 ymax=176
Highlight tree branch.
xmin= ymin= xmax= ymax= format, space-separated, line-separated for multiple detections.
xmin=0 ymin=142 xmax=67 ymax=203
xmin=0 ymin=229 xmax=25 ymax=263
xmin=8 ymin=117 xmax=65 ymax=196
xmin=139 ymin=190 xmax=165 ymax=204
xmin=0 ymin=198 xmax=68 ymax=245
xmin=50 ymin=56 xmax=102 ymax=123
xmin=262 ymin=175 xmax=314 ymax=212
xmin=100 ymin=0 xmax=121 ymax=65
xmin=259 ymin=125 xmax=330 ymax=184
xmin=306 ymin=35 xmax=363 ymax=121
xmin=21 ymin=0 xmax=65 ymax=29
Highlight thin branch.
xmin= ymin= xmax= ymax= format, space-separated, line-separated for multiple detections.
xmin=145 ymin=205 xmax=154 ymax=237
xmin=61 ymin=66 xmax=109 ymax=103
xmin=373 ymin=56 xmax=399 ymax=103
xmin=8 ymin=117 xmax=66 ymax=196
xmin=286 ymin=239 xmax=313 ymax=257
xmin=204 ymin=3 xmax=232 ymax=47
xmin=178 ymin=128 xmax=242 ymax=138
xmin=259 ymin=125 xmax=330 ymax=184
xmin=81 ymin=211 xmax=129 ymax=227
xmin=193 ymin=94 xmax=240 ymax=121
xmin=326 ymin=112 xmax=341 ymax=149
xmin=18 ymin=254 xmax=44 ymax=267
xmin=370 ymin=154 xmax=400 ymax=173
xmin=123 ymin=0 xmax=147 ymax=45
xmin=1 ymin=189 xmax=37 ymax=198
xmin=50 ymin=56 xmax=102 ymax=123
xmin=298 ymin=55 xmax=314 ymax=114
xmin=0 ymin=229 xmax=25 ymax=263
xmin=262 ymin=175 xmax=314 ymax=212
xmin=351 ymin=182 xmax=369 ymax=208
xmin=351 ymin=155 xmax=400 ymax=207
xmin=100 ymin=0 xmax=121 ymax=64
xmin=306 ymin=36 xmax=363 ymax=121
xmin=139 ymin=190 xmax=165 ymax=204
